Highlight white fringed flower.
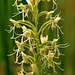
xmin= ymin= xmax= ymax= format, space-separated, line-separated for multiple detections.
xmin=22 ymin=26 xmax=28 ymax=32
xmin=54 ymin=15 xmax=61 ymax=24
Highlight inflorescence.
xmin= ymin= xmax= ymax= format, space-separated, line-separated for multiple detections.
xmin=7 ymin=0 xmax=69 ymax=75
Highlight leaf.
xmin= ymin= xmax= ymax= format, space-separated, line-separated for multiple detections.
xmin=38 ymin=20 xmax=51 ymax=34
xmin=38 ymin=11 xmax=48 ymax=18
xmin=17 ymin=20 xmax=35 ymax=31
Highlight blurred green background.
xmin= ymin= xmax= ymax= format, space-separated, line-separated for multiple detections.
xmin=0 ymin=0 xmax=75 ymax=75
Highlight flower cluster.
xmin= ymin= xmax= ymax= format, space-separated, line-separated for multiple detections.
xmin=7 ymin=0 xmax=69 ymax=75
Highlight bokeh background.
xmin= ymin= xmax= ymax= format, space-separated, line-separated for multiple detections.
xmin=0 ymin=0 xmax=75 ymax=75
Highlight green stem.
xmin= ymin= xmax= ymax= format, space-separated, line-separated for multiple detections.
xmin=34 ymin=3 xmax=44 ymax=75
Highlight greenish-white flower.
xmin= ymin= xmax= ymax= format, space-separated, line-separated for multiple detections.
xmin=21 ymin=52 xmax=29 ymax=63
xmin=41 ymin=35 xmax=48 ymax=44
xmin=19 ymin=3 xmax=26 ymax=11
xmin=10 ymin=18 xmax=21 ymax=28
xmin=22 ymin=26 xmax=31 ymax=37
xmin=54 ymin=15 xmax=61 ymax=24
xmin=15 ymin=40 xmax=24 ymax=51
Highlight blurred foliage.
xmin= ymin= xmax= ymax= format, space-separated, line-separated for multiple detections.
xmin=0 ymin=0 xmax=75 ymax=75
